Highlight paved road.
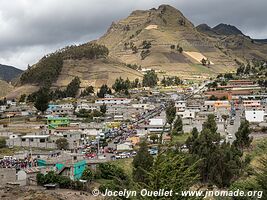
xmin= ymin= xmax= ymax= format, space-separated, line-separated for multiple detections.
xmin=225 ymin=110 xmax=242 ymax=143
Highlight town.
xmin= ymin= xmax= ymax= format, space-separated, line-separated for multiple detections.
xmin=0 ymin=2 xmax=267 ymax=200
xmin=0 ymin=67 xmax=266 ymax=199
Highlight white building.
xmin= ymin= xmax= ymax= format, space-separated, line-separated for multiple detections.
xmin=245 ymin=110 xmax=265 ymax=123
xmin=95 ymin=98 xmax=131 ymax=105
xmin=0 ymin=105 xmax=7 ymax=112
xmin=178 ymin=109 xmax=196 ymax=119
xmin=116 ymin=142 xmax=133 ymax=151
xmin=75 ymin=103 xmax=99 ymax=112
xmin=175 ymin=101 xmax=186 ymax=112
xmin=149 ymin=118 xmax=164 ymax=126
xmin=132 ymin=104 xmax=155 ymax=110
xmin=6 ymin=100 xmax=16 ymax=106
xmin=58 ymin=103 xmax=74 ymax=110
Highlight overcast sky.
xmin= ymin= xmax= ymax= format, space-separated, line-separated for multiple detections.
xmin=0 ymin=0 xmax=266 ymax=70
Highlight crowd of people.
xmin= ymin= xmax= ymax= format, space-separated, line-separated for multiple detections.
xmin=0 ymin=156 xmax=37 ymax=169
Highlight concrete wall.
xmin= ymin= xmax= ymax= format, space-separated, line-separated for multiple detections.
xmin=0 ymin=168 xmax=16 ymax=186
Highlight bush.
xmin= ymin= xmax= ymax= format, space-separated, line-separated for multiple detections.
xmin=0 ymin=138 xmax=6 ymax=148
xmin=36 ymin=171 xmax=86 ymax=191
xmin=81 ymin=168 xmax=94 ymax=182
xmin=97 ymin=163 xmax=128 ymax=180
xmin=56 ymin=138 xmax=69 ymax=150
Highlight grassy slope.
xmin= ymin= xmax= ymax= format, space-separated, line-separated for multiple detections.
xmin=0 ymin=80 xmax=14 ymax=98
xmin=55 ymin=58 xmax=143 ymax=88
xmin=97 ymin=5 xmax=237 ymax=80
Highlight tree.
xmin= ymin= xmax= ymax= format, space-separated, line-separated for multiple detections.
xmin=142 ymin=70 xmax=158 ymax=87
xmin=98 ymin=163 xmax=130 ymax=194
xmin=80 ymin=86 xmax=94 ymax=97
xmin=209 ymin=95 xmax=218 ymax=100
xmin=185 ymin=115 xmax=244 ymax=187
xmin=100 ymin=104 xmax=107 ymax=114
xmin=170 ymin=45 xmax=175 ymax=49
xmin=65 ymin=77 xmax=81 ymax=97
xmin=145 ymin=150 xmax=200 ymax=200
xmin=172 ymin=115 xmax=183 ymax=135
xmin=19 ymin=94 xmax=26 ymax=102
xmin=165 ymin=102 xmax=176 ymax=128
xmin=201 ymin=58 xmax=207 ymax=66
xmin=222 ymin=114 xmax=229 ymax=129
xmin=202 ymin=114 xmax=218 ymax=134
xmin=140 ymin=49 xmax=150 ymax=60
xmin=56 ymin=138 xmax=69 ymax=150
xmin=112 ymin=77 xmax=131 ymax=93
xmin=233 ymin=120 xmax=252 ymax=152
xmin=161 ymin=76 xmax=181 ymax=86
xmin=150 ymin=134 xmax=158 ymax=144
xmin=97 ymin=84 xmax=112 ymax=98
xmin=178 ymin=47 xmax=183 ymax=53
xmin=142 ymin=40 xmax=151 ymax=49
xmin=186 ymin=127 xmax=199 ymax=154
xmin=255 ymin=157 xmax=267 ymax=199
xmin=0 ymin=138 xmax=6 ymax=148
xmin=132 ymin=141 xmax=154 ymax=184
xmin=131 ymin=78 xmax=141 ymax=88
xmin=81 ymin=167 xmax=94 ymax=182
xmin=34 ymin=87 xmax=50 ymax=113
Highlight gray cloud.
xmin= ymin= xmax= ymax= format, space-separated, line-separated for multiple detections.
xmin=0 ymin=0 xmax=266 ymax=69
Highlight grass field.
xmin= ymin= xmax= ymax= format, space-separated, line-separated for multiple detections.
xmin=172 ymin=132 xmax=191 ymax=145
xmin=112 ymin=158 xmax=133 ymax=176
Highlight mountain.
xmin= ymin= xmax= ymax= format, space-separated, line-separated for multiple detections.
xmin=196 ymin=24 xmax=216 ymax=36
xmin=196 ymin=23 xmax=244 ymax=36
xmin=0 ymin=64 xmax=23 ymax=82
xmin=196 ymin=22 xmax=267 ymax=61
xmin=254 ymin=39 xmax=267 ymax=44
xmin=9 ymin=4 xmax=267 ymax=98
xmin=97 ymin=5 xmax=240 ymax=79
xmin=212 ymin=23 xmax=244 ymax=36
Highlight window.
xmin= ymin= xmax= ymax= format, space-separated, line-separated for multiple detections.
xmin=30 ymin=138 xmax=34 ymax=142
xmin=22 ymin=138 xmax=26 ymax=142
xmin=40 ymin=139 xmax=46 ymax=143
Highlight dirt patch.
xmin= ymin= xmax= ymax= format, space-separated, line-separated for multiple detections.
xmin=163 ymin=52 xmax=192 ymax=63
xmin=145 ymin=25 xmax=158 ymax=30
xmin=0 ymin=185 xmax=102 ymax=200
xmin=183 ymin=51 xmax=214 ymax=65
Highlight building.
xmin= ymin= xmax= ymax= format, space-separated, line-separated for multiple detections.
xmin=175 ymin=101 xmax=186 ymax=112
xmin=243 ymin=100 xmax=261 ymax=110
xmin=0 ymin=105 xmax=7 ymax=112
xmin=7 ymin=135 xmax=56 ymax=149
xmin=47 ymin=117 xmax=70 ymax=129
xmin=7 ymin=131 xmax=83 ymax=150
xmin=95 ymin=98 xmax=131 ymax=105
xmin=75 ymin=103 xmax=99 ymax=112
xmin=228 ymin=80 xmax=254 ymax=86
xmin=116 ymin=142 xmax=133 ymax=151
xmin=37 ymin=153 xmax=87 ymax=180
xmin=245 ymin=110 xmax=265 ymax=123
xmin=47 ymin=103 xmax=74 ymax=116
xmin=141 ymin=118 xmax=170 ymax=133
